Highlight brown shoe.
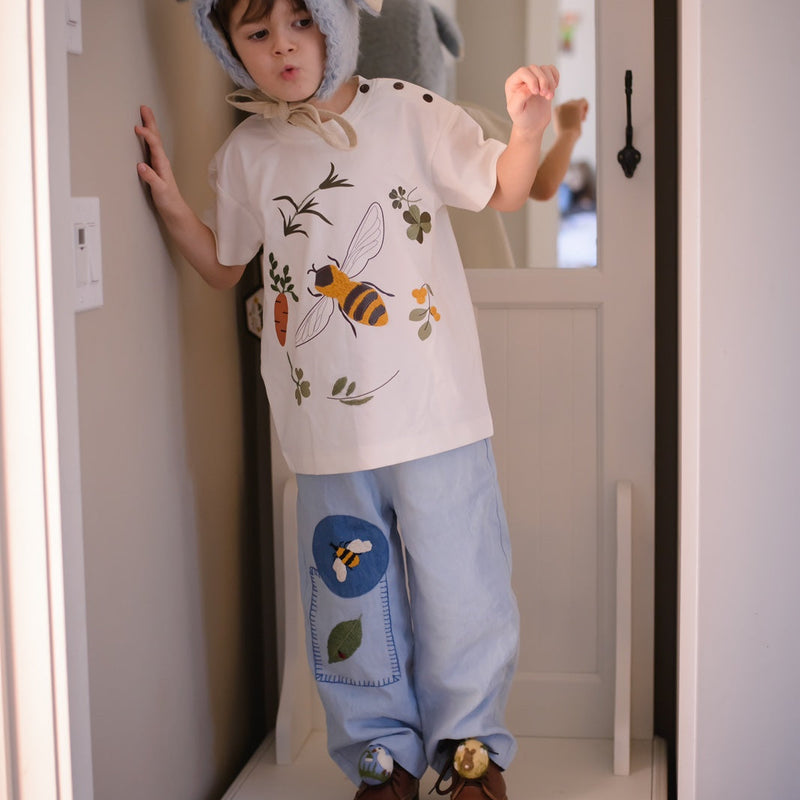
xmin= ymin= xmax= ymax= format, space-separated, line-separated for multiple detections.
xmin=431 ymin=739 xmax=508 ymax=800
xmin=353 ymin=763 xmax=419 ymax=800
xmin=448 ymin=760 xmax=507 ymax=800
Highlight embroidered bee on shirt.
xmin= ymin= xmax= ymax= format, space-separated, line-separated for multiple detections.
xmin=296 ymin=202 xmax=392 ymax=345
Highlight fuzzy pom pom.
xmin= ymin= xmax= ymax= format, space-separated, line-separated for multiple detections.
xmin=358 ymin=744 xmax=394 ymax=786
xmin=453 ymin=739 xmax=490 ymax=780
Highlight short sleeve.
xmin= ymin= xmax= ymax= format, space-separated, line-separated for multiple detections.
xmin=431 ymin=105 xmax=506 ymax=212
xmin=207 ymin=154 xmax=263 ymax=266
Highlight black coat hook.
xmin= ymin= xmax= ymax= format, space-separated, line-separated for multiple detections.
xmin=617 ymin=70 xmax=641 ymax=178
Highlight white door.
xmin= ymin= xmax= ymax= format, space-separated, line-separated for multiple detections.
xmin=458 ymin=0 xmax=655 ymax=740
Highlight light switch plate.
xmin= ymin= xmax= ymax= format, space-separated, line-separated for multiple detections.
xmin=72 ymin=197 xmax=103 ymax=312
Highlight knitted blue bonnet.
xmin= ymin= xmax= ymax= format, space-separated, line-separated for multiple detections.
xmin=192 ymin=0 xmax=382 ymax=99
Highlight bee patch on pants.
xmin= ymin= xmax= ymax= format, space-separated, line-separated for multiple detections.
xmin=309 ymin=568 xmax=401 ymax=687
xmin=312 ymin=514 xmax=389 ymax=598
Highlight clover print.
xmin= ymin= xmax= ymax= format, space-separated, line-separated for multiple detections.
xmin=389 ymin=186 xmax=432 ymax=244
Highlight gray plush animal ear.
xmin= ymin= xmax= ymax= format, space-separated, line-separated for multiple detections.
xmin=431 ymin=5 xmax=463 ymax=59
xmin=355 ymin=0 xmax=382 ymax=14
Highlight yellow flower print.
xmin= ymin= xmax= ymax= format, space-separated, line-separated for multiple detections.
xmin=409 ymin=283 xmax=440 ymax=341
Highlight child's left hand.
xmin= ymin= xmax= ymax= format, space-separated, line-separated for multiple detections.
xmin=504 ymin=64 xmax=560 ymax=134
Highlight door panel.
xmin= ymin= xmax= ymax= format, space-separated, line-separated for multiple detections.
xmin=465 ymin=0 xmax=655 ymax=740
xmin=477 ymin=304 xmax=604 ymax=736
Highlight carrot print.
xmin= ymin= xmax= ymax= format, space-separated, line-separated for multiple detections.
xmin=268 ymin=252 xmax=298 ymax=346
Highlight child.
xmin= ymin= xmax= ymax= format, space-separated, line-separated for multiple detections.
xmin=135 ymin=1 xmax=557 ymax=798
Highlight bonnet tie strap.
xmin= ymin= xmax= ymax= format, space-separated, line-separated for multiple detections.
xmin=225 ymin=89 xmax=358 ymax=150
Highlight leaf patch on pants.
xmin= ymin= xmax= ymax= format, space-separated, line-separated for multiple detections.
xmin=328 ymin=617 xmax=363 ymax=663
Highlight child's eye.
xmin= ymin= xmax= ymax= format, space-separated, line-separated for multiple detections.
xmin=249 ymin=28 xmax=269 ymax=41
xmin=294 ymin=17 xmax=312 ymax=29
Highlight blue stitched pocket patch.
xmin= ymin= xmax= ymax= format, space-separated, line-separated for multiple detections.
xmin=309 ymin=567 xmax=401 ymax=687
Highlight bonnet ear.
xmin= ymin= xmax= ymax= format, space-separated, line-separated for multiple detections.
xmin=431 ymin=5 xmax=463 ymax=59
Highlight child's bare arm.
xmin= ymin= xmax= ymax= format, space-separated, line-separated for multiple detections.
xmin=489 ymin=64 xmax=559 ymax=212
xmin=135 ymin=106 xmax=245 ymax=290
xmin=531 ymin=98 xmax=588 ymax=201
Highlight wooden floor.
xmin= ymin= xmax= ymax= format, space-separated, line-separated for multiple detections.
xmin=223 ymin=731 xmax=666 ymax=800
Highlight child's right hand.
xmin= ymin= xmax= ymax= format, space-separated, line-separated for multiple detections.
xmin=134 ymin=105 xmax=186 ymax=220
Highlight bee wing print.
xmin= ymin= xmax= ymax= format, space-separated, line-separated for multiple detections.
xmin=340 ymin=202 xmax=385 ymax=278
xmin=333 ymin=558 xmax=348 ymax=583
xmin=295 ymin=295 xmax=335 ymax=346
xmin=346 ymin=539 xmax=373 ymax=554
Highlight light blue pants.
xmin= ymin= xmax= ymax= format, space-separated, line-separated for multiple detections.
xmin=296 ymin=439 xmax=520 ymax=785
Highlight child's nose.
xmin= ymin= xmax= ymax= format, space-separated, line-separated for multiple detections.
xmin=272 ymin=28 xmax=296 ymax=55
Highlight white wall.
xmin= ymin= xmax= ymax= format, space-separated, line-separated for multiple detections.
xmin=67 ymin=1 xmax=266 ymax=797
xmin=680 ymin=1 xmax=800 ymax=797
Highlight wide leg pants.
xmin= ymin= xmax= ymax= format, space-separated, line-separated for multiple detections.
xmin=296 ymin=439 xmax=519 ymax=785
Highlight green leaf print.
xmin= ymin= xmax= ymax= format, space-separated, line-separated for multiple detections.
xmin=327 ymin=618 xmax=363 ymax=663
xmin=327 ymin=371 xmax=400 ymax=405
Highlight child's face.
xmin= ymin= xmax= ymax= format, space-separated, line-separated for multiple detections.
xmin=228 ymin=0 xmax=326 ymax=102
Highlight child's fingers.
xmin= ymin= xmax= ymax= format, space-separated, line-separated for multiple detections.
xmin=543 ymin=64 xmax=560 ymax=90
xmin=506 ymin=64 xmax=559 ymax=102
xmin=135 ymin=106 xmax=169 ymax=158
xmin=136 ymin=161 xmax=169 ymax=194
xmin=134 ymin=123 xmax=174 ymax=181
xmin=528 ymin=64 xmax=559 ymax=98
xmin=139 ymin=104 xmax=159 ymax=132
xmin=134 ymin=120 xmax=164 ymax=153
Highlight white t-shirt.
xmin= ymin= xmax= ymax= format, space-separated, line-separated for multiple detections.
xmin=209 ymin=77 xmax=505 ymax=475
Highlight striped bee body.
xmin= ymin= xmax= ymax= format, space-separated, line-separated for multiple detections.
xmin=295 ymin=203 xmax=390 ymax=346
xmin=331 ymin=539 xmax=373 ymax=583
xmin=315 ymin=264 xmax=389 ymax=328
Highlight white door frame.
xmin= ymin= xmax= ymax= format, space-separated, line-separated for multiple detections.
xmin=677 ymin=0 xmax=700 ymax=796
xmin=0 ymin=0 xmax=92 ymax=797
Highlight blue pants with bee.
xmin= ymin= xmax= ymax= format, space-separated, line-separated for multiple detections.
xmin=296 ymin=438 xmax=519 ymax=785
